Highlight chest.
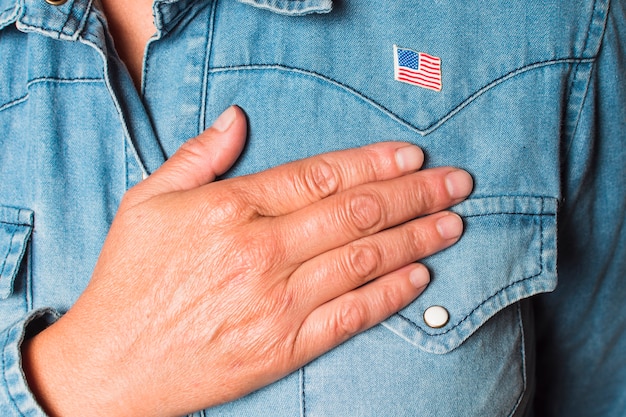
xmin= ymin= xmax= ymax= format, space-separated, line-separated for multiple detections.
xmin=100 ymin=0 xmax=156 ymax=88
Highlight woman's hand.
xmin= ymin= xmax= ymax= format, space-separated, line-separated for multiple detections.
xmin=23 ymin=106 xmax=473 ymax=417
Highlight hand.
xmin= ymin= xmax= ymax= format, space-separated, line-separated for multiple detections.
xmin=22 ymin=106 xmax=473 ymax=417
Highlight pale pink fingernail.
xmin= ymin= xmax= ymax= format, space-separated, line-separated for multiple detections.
xmin=212 ymin=106 xmax=237 ymax=132
xmin=395 ymin=146 xmax=424 ymax=172
xmin=436 ymin=212 xmax=464 ymax=240
xmin=409 ymin=264 xmax=431 ymax=289
xmin=445 ymin=170 xmax=473 ymax=199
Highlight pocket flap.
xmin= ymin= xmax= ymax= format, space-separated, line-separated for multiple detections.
xmin=383 ymin=196 xmax=557 ymax=354
xmin=0 ymin=206 xmax=34 ymax=300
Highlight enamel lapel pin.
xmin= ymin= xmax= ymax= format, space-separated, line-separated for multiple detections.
xmin=393 ymin=45 xmax=442 ymax=92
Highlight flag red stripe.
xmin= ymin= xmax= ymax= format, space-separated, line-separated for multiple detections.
xmin=420 ymin=62 xmax=440 ymax=72
xmin=397 ymin=69 xmax=441 ymax=84
xmin=419 ymin=52 xmax=439 ymax=61
xmin=397 ymin=67 xmax=439 ymax=78
xmin=396 ymin=77 xmax=441 ymax=91
xmin=397 ymin=74 xmax=442 ymax=89
xmin=397 ymin=70 xmax=441 ymax=83
xmin=419 ymin=58 xmax=440 ymax=66
xmin=417 ymin=67 xmax=440 ymax=76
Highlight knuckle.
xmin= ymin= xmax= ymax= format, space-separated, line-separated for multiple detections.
xmin=332 ymin=296 xmax=367 ymax=338
xmin=347 ymin=192 xmax=384 ymax=233
xmin=235 ymin=227 xmax=285 ymax=276
xmin=377 ymin=282 xmax=406 ymax=313
xmin=407 ymin=225 xmax=431 ymax=256
xmin=202 ymin=184 xmax=254 ymax=223
xmin=409 ymin=176 xmax=439 ymax=213
xmin=344 ymin=242 xmax=381 ymax=282
xmin=214 ymin=193 xmax=247 ymax=221
xmin=301 ymin=159 xmax=339 ymax=199
xmin=361 ymin=146 xmax=391 ymax=180
xmin=176 ymin=136 xmax=206 ymax=163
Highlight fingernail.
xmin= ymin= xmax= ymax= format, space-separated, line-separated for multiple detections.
xmin=395 ymin=146 xmax=424 ymax=172
xmin=436 ymin=212 xmax=464 ymax=240
xmin=445 ymin=170 xmax=473 ymax=199
xmin=410 ymin=264 xmax=430 ymax=289
xmin=212 ymin=106 xmax=237 ymax=132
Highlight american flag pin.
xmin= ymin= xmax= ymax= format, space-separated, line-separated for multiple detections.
xmin=393 ymin=45 xmax=442 ymax=92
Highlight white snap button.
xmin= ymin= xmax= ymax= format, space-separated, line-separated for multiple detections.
xmin=423 ymin=305 xmax=449 ymax=329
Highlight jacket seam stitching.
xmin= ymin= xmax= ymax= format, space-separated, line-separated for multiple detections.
xmin=506 ymin=303 xmax=527 ymax=417
xmin=0 ymin=5 xmax=14 ymax=15
xmin=0 ymin=220 xmax=30 ymax=226
xmin=463 ymin=212 xmax=554 ymax=218
xmin=396 ymin=210 xmax=546 ymax=338
xmin=209 ymin=57 xmax=592 ymax=136
xmin=300 ymin=366 xmax=306 ymax=417
xmin=0 ymin=77 xmax=104 ymax=111
xmin=79 ymin=36 xmax=157 ymax=178
xmin=25 ymin=235 xmax=32 ymax=311
xmin=58 ymin=4 xmax=73 ymax=36
xmin=1 ymin=329 xmax=26 ymax=417
xmin=0 ymin=95 xmax=28 ymax=112
xmin=396 ymin=265 xmax=542 ymax=337
xmin=26 ymin=76 xmax=104 ymax=85
xmin=60 ymin=0 xmax=93 ymax=39
xmin=562 ymin=0 xmax=610 ymax=160
xmin=198 ymin=0 xmax=218 ymax=134
xmin=0 ymin=3 xmax=19 ymax=30
xmin=0 ymin=227 xmax=17 ymax=280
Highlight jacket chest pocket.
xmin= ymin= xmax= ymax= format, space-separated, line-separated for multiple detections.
xmin=0 ymin=206 xmax=33 ymax=322
xmin=384 ymin=195 xmax=557 ymax=354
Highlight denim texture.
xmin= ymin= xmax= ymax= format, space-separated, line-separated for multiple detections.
xmin=0 ymin=0 xmax=624 ymax=416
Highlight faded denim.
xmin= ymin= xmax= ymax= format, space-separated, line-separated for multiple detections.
xmin=0 ymin=0 xmax=624 ymax=416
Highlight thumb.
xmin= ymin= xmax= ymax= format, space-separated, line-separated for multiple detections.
xmin=134 ymin=106 xmax=247 ymax=200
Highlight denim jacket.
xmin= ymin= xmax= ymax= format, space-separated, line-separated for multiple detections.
xmin=1 ymin=0 xmax=624 ymax=416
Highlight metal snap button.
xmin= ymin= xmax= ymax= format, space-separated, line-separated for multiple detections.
xmin=423 ymin=305 xmax=449 ymax=329
xmin=45 ymin=0 xmax=68 ymax=5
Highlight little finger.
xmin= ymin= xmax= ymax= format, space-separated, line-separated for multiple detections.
xmin=292 ymin=263 xmax=430 ymax=365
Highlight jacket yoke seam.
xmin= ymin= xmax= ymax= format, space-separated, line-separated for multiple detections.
xmin=209 ymin=58 xmax=593 ymax=136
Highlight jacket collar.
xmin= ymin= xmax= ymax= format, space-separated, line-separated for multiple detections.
xmin=0 ymin=0 xmax=332 ymax=35
xmin=0 ymin=0 xmax=93 ymax=39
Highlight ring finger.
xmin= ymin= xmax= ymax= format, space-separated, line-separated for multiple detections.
xmin=288 ymin=210 xmax=464 ymax=308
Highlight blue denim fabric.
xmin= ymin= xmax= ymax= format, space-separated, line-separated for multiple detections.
xmin=0 ymin=0 xmax=624 ymax=416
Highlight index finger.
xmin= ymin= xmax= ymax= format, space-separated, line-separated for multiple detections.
xmin=231 ymin=142 xmax=425 ymax=217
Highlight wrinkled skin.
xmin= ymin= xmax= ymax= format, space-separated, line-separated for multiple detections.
xmin=22 ymin=106 xmax=473 ymax=417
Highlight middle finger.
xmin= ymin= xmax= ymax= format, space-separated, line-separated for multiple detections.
xmin=273 ymin=166 xmax=473 ymax=264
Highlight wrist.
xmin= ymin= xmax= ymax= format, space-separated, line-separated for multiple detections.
xmin=21 ymin=314 xmax=135 ymax=417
